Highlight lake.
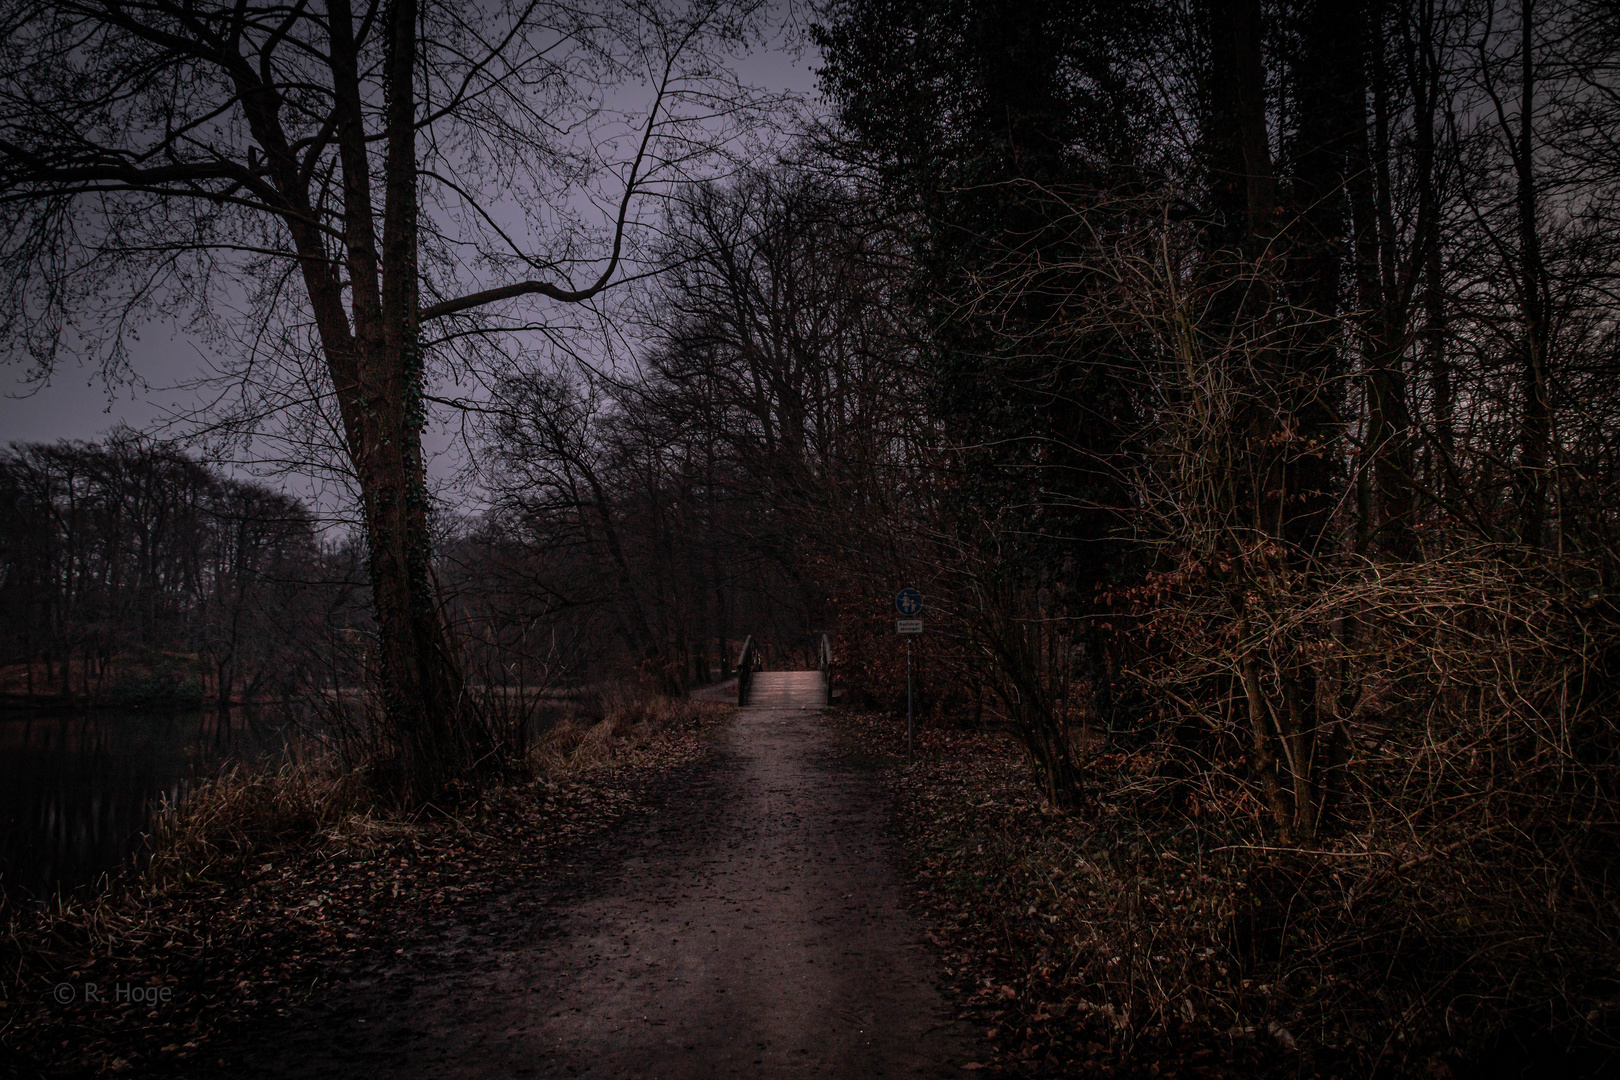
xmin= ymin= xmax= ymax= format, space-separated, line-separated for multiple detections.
xmin=0 ymin=706 xmax=299 ymax=901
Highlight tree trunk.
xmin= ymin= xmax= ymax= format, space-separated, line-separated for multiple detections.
xmin=1289 ymin=0 xmax=1363 ymax=551
xmin=1236 ymin=612 xmax=1291 ymax=835
xmin=1227 ymin=0 xmax=1275 ymax=240
xmin=1201 ymin=0 xmax=1274 ymax=250
xmin=1022 ymin=710 xmax=1083 ymax=810
xmin=1415 ymin=0 xmax=1456 ymax=504
xmin=356 ymin=430 xmax=472 ymax=797
xmin=1347 ymin=37 xmax=1386 ymax=555
xmin=322 ymin=0 xmax=475 ymax=799
xmin=978 ymin=580 xmax=1083 ymax=808
xmin=1515 ymin=0 xmax=1552 ymax=547
xmin=1280 ymin=676 xmax=1317 ymax=842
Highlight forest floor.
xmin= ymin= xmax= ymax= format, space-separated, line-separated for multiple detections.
xmin=5 ymin=678 xmax=1401 ymax=1080
xmin=3 ymin=685 xmax=991 ymax=1079
xmin=1 ymin=702 xmax=721 ymax=1078
xmin=829 ymin=712 xmax=1297 ymax=1080
xmin=203 ymin=687 xmax=982 ymax=1079
xmin=5 ymin=702 xmax=1603 ymax=1080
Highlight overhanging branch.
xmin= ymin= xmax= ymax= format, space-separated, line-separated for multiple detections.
xmin=417 ymin=66 xmax=672 ymax=323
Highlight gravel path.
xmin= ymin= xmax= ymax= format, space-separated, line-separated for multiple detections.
xmin=223 ymin=676 xmax=980 ymax=1078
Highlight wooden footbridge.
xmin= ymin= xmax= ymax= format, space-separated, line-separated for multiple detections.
xmin=726 ymin=633 xmax=834 ymax=709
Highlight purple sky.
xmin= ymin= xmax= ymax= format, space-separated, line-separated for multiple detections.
xmin=0 ymin=32 xmax=821 ymax=489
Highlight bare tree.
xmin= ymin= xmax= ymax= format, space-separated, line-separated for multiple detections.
xmin=0 ymin=434 xmax=321 ymax=704
xmin=0 ymin=0 xmax=768 ymax=796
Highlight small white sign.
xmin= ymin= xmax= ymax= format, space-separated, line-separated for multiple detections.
xmin=896 ymin=619 xmax=923 ymax=634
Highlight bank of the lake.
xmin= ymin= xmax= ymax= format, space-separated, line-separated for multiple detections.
xmin=0 ymin=706 xmax=302 ymax=902
xmin=0 ymin=693 xmax=727 ymax=1079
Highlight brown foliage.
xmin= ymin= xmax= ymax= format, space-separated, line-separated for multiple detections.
xmin=832 ymin=541 xmax=1620 ymax=1075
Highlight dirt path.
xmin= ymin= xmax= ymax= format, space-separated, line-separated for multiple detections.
xmin=219 ymin=675 xmax=980 ymax=1078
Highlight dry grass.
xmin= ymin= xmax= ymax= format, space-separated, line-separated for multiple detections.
xmin=140 ymin=683 xmax=729 ymax=884
xmin=0 ymin=681 xmax=731 ymax=1077
xmin=142 ymin=759 xmax=363 ymax=886
xmin=531 ymin=684 xmax=732 ymax=776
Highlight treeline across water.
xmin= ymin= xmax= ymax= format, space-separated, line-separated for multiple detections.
xmin=0 ymin=429 xmax=807 ymax=712
xmin=0 ymin=433 xmax=338 ymax=707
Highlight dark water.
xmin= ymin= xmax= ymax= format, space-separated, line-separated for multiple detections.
xmin=0 ymin=706 xmax=298 ymax=901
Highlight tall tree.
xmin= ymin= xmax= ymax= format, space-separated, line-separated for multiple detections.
xmin=817 ymin=0 xmax=1167 ymax=801
xmin=0 ymin=0 xmax=764 ymax=796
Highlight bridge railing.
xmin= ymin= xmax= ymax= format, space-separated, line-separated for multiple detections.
xmin=736 ymin=635 xmax=757 ymax=706
xmin=819 ymin=633 xmax=833 ymax=706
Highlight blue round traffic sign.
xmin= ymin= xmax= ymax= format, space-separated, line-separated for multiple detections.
xmin=895 ymin=588 xmax=922 ymax=615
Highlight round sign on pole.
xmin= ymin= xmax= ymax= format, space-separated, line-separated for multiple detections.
xmin=895 ymin=588 xmax=922 ymax=616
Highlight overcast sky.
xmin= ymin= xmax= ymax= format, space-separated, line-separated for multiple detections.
xmin=0 ymin=26 xmax=822 ymax=499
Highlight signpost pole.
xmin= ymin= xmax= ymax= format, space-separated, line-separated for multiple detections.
xmin=894 ymin=588 xmax=922 ymax=765
xmin=906 ymin=639 xmax=914 ymax=763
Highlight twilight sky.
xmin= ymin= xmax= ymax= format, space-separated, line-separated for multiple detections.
xmin=0 ymin=24 xmax=822 ymax=500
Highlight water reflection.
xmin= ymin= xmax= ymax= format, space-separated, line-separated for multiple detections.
xmin=0 ymin=706 xmax=297 ymax=901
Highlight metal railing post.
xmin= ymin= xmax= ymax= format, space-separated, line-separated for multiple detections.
xmin=820 ymin=633 xmax=833 ymax=706
xmin=736 ymin=635 xmax=755 ymax=706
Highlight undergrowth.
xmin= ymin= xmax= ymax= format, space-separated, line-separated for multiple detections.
xmin=0 ymin=683 xmax=729 ymax=1078
xmin=835 ymin=710 xmax=1619 ymax=1079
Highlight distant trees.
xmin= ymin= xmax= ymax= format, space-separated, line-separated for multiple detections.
xmin=475 ymin=164 xmax=920 ymax=690
xmin=0 ymin=434 xmax=322 ymax=705
xmin=0 ymin=0 xmax=770 ymax=797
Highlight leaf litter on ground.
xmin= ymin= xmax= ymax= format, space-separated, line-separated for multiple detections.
xmin=0 ymin=698 xmax=730 ymax=1078
xmin=824 ymin=710 xmax=1296 ymax=1079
